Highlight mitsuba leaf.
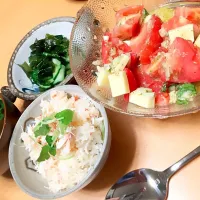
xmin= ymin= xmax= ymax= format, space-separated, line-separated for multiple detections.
xmin=37 ymin=145 xmax=50 ymax=162
xmin=55 ymin=109 xmax=74 ymax=126
xmin=34 ymin=123 xmax=50 ymax=137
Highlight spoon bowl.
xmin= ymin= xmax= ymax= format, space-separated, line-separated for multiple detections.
xmin=106 ymin=146 xmax=200 ymax=200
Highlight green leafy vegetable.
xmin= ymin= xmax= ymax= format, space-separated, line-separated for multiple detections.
xmin=143 ymin=9 xmax=149 ymax=17
xmin=161 ymin=82 xmax=167 ymax=92
xmin=19 ymin=34 xmax=71 ymax=91
xmin=46 ymin=135 xmax=54 ymax=147
xmin=34 ymin=123 xmax=50 ymax=137
xmin=0 ymin=99 xmax=4 ymax=121
xmin=176 ymin=83 xmax=197 ymax=105
xmin=18 ymin=62 xmax=32 ymax=77
xmin=49 ymin=146 xmax=56 ymax=156
xmin=55 ymin=109 xmax=74 ymax=126
xmin=37 ymin=145 xmax=50 ymax=162
xmin=35 ymin=109 xmax=74 ymax=162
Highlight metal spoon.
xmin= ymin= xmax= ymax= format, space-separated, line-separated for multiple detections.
xmin=106 ymin=146 xmax=200 ymax=200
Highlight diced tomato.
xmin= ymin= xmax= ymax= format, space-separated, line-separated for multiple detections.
xmin=162 ymin=37 xmax=200 ymax=83
xmin=155 ymin=92 xmax=170 ymax=106
xmin=135 ymin=66 xmax=164 ymax=94
xmin=175 ymin=7 xmax=200 ymax=25
xmin=126 ymin=52 xmax=139 ymax=71
xmin=116 ymin=5 xmax=144 ymax=21
xmin=148 ymin=81 xmax=164 ymax=94
xmin=143 ymin=52 xmax=166 ymax=78
xmin=101 ymin=32 xmax=131 ymax=64
xmin=123 ymin=68 xmax=138 ymax=101
xmin=150 ymin=46 xmax=168 ymax=59
xmin=130 ymin=15 xmax=163 ymax=65
xmin=160 ymin=16 xmax=200 ymax=38
xmin=113 ymin=5 xmax=144 ymax=40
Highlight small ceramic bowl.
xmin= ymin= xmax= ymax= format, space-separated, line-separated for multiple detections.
xmin=7 ymin=17 xmax=76 ymax=101
xmin=9 ymin=85 xmax=111 ymax=199
xmin=0 ymin=93 xmax=20 ymax=175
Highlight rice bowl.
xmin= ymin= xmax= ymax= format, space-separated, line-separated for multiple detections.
xmin=9 ymin=85 xmax=111 ymax=199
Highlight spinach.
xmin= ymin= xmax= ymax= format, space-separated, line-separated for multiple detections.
xmin=19 ymin=34 xmax=71 ymax=91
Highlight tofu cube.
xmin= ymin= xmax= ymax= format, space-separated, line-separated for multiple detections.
xmin=97 ymin=68 xmax=110 ymax=87
xmin=129 ymin=87 xmax=155 ymax=108
xmin=168 ymin=24 xmax=194 ymax=44
xmin=111 ymin=54 xmax=130 ymax=73
xmin=108 ymin=71 xmax=130 ymax=97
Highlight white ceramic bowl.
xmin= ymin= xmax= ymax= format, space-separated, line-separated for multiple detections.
xmin=9 ymin=85 xmax=111 ymax=199
xmin=8 ymin=17 xmax=76 ymax=101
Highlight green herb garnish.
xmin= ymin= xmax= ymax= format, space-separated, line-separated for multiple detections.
xmin=37 ymin=145 xmax=51 ymax=162
xmin=55 ymin=109 xmax=74 ymax=126
xmin=161 ymin=82 xmax=167 ymax=92
xmin=35 ymin=109 xmax=74 ymax=162
xmin=0 ymin=99 xmax=4 ymax=121
xmin=176 ymin=83 xmax=197 ymax=105
xmin=34 ymin=123 xmax=50 ymax=137
xmin=19 ymin=34 xmax=71 ymax=91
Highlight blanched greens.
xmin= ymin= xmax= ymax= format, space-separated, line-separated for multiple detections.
xmin=19 ymin=34 xmax=71 ymax=91
xmin=0 ymin=99 xmax=4 ymax=121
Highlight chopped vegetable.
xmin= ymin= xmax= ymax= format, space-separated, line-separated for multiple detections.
xmin=19 ymin=34 xmax=71 ymax=91
xmin=176 ymin=83 xmax=197 ymax=105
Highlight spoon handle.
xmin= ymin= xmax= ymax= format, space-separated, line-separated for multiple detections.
xmin=164 ymin=146 xmax=200 ymax=179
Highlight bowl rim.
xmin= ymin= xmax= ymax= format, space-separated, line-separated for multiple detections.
xmin=9 ymin=85 xmax=111 ymax=199
xmin=7 ymin=16 xmax=76 ymax=101
xmin=69 ymin=1 xmax=200 ymax=119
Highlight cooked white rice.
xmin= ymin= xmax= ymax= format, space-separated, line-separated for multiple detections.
xmin=21 ymin=90 xmax=104 ymax=193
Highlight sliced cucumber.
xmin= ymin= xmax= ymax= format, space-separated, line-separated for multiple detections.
xmin=52 ymin=59 xmax=62 ymax=79
xmin=53 ymin=65 xmax=65 ymax=85
xmin=38 ymin=83 xmax=52 ymax=89
xmin=150 ymin=7 xmax=174 ymax=22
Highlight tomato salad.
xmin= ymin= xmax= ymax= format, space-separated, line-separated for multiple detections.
xmin=95 ymin=5 xmax=200 ymax=108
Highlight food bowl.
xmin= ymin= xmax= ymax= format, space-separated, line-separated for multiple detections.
xmin=0 ymin=93 xmax=20 ymax=175
xmin=8 ymin=17 xmax=76 ymax=101
xmin=69 ymin=0 xmax=200 ymax=118
xmin=9 ymin=85 xmax=111 ymax=199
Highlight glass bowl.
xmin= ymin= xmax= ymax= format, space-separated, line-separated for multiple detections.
xmin=69 ymin=0 xmax=200 ymax=118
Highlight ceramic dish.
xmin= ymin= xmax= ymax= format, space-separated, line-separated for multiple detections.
xmin=9 ymin=85 xmax=111 ymax=199
xmin=69 ymin=0 xmax=200 ymax=118
xmin=0 ymin=93 xmax=20 ymax=175
xmin=8 ymin=17 xmax=76 ymax=101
